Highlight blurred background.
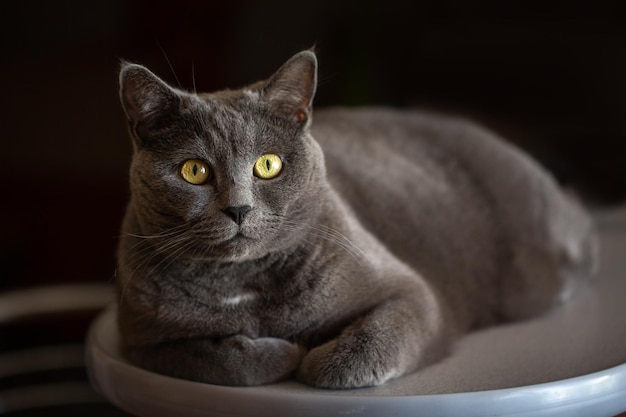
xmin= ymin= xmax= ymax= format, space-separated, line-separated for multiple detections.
xmin=1 ymin=0 xmax=626 ymax=415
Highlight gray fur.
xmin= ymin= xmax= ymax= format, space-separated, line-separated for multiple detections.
xmin=116 ymin=51 xmax=597 ymax=389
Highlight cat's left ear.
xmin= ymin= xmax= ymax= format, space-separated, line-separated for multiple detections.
xmin=262 ymin=50 xmax=317 ymax=125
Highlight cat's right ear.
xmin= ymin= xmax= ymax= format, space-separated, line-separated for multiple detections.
xmin=262 ymin=50 xmax=318 ymax=126
xmin=119 ymin=62 xmax=181 ymax=144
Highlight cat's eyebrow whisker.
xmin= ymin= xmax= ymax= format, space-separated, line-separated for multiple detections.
xmin=157 ymin=42 xmax=182 ymax=89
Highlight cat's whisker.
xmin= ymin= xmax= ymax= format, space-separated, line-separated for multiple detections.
xmin=275 ymin=216 xmax=367 ymax=264
xmin=282 ymin=224 xmax=365 ymax=265
xmin=123 ymin=228 xmax=188 ymax=268
xmin=120 ymin=225 xmax=190 ymax=262
xmin=190 ymin=240 xmax=225 ymax=262
xmin=113 ymin=226 xmax=187 ymax=277
xmin=119 ymin=225 xmax=196 ymax=304
xmin=307 ymin=229 xmax=367 ymax=264
xmin=311 ymin=224 xmax=367 ymax=257
xmin=124 ymin=223 xmax=190 ymax=240
xmin=145 ymin=238 xmax=197 ymax=279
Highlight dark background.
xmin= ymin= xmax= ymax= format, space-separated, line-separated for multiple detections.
xmin=2 ymin=0 xmax=626 ymax=299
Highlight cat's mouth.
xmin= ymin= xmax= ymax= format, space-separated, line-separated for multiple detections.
xmin=191 ymin=222 xmax=271 ymax=261
xmin=206 ymin=232 xmax=263 ymax=261
xmin=217 ymin=229 xmax=256 ymax=248
xmin=229 ymin=231 xmax=252 ymax=241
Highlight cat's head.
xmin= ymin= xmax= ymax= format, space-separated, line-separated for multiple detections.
xmin=119 ymin=51 xmax=326 ymax=262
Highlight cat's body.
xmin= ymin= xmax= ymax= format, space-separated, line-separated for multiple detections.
xmin=116 ymin=51 xmax=596 ymax=389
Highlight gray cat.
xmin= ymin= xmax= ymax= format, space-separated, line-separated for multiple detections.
xmin=116 ymin=50 xmax=597 ymax=389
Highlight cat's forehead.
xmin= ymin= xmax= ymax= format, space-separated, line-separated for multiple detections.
xmin=197 ymin=88 xmax=261 ymax=120
xmin=200 ymin=93 xmax=263 ymax=135
xmin=198 ymin=84 xmax=261 ymax=107
xmin=184 ymin=90 xmax=283 ymax=155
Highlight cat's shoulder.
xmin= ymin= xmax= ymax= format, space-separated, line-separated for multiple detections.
xmin=311 ymin=107 xmax=493 ymax=140
xmin=311 ymin=106 xmax=506 ymax=156
xmin=311 ymin=106 xmax=550 ymax=196
xmin=313 ymin=106 xmax=469 ymax=125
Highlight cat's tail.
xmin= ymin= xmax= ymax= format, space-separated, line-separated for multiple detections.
xmin=555 ymin=207 xmax=599 ymax=304
xmin=545 ymin=188 xmax=599 ymax=307
xmin=498 ymin=189 xmax=599 ymax=322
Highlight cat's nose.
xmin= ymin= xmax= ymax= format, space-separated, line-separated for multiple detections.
xmin=222 ymin=205 xmax=253 ymax=226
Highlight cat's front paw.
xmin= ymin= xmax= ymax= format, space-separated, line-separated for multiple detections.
xmin=218 ymin=335 xmax=305 ymax=385
xmin=297 ymin=339 xmax=400 ymax=389
xmin=125 ymin=335 xmax=305 ymax=386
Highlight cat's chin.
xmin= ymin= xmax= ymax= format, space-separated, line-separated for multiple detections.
xmin=200 ymin=234 xmax=269 ymax=262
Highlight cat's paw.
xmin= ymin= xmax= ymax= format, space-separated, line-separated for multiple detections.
xmin=218 ymin=335 xmax=305 ymax=386
xmin=297 ymin=339 xmax=400 ymax=389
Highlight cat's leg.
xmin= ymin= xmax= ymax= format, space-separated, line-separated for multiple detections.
xmin=124 ymin=335 xmax=304 ymax=386
xmin=298 ymin=291 xmax=451 ymax=389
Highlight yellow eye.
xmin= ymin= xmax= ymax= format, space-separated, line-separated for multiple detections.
xmin=180 ymin=159 xmax=210 ymax=184
xmin=254 ymin=154 xmax=283 ymax=179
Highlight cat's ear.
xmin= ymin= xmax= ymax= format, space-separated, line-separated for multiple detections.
xmin=262 ymin=50 xmax=317 ymax=125
xmin=119 ymin=62 xmax=181 ymax=143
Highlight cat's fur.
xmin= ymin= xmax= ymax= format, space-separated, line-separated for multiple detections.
xmin=116 ymin=50 xmax=597 ymax=389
